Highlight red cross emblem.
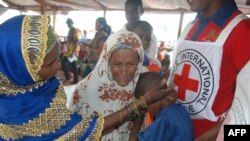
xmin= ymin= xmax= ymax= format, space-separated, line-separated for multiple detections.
xmin=173 ymin=64 xmax=199 ymax=101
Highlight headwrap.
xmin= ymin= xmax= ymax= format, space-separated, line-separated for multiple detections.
xmin=0 ymin=15 xmax=103 ymax=141
xmin=69 ymin=30 xmax=145 ymax=141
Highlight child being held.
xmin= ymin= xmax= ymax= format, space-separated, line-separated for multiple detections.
xmin=132 ymin=20 xmax=161 ymax=73
xmin=129 ymin=72 xmax=194 ymax=141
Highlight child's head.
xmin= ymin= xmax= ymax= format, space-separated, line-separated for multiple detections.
xmin=135 ymin=72 xmax=166 ymax=98
xmin=132 ymin=20 xmax=152 ymax=50
xmin=135 ymin=72 xmax=167 ymax=115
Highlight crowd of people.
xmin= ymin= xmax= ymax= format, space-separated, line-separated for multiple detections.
xmin=0 ymin=0 xmax=250 ymax=141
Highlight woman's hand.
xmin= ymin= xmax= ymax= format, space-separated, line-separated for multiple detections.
xmin=143 ymin=78 xmax=175 ymax=105
xmin=159 ymin=89 xmax=177 ymax=109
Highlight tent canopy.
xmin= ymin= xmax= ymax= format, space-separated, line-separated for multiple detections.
xmin=1 ymin=0 xmax=250 ymax=14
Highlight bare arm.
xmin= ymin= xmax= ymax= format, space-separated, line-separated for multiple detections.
xmin=129 ymin=118 xmax=144 ymax=141
xmin=102 ymin=78 xmax=175 ymax=134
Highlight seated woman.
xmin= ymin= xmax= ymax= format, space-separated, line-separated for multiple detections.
xmin=69 ymin=30 xmax=150 ymax=140
xmin=0 ymin=15 xmax=175 ymax=141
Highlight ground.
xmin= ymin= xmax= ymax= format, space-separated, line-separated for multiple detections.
xmin=55 ymin=69 xmax=83 ymax=86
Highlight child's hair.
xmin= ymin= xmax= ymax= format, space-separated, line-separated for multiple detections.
xmin=96 ymin=17 xmax=112 ymax=36
xmin=135 ymin=72 xmax=166 ymax=99
xmin=133 ymin=20 xmax=153 ymax=33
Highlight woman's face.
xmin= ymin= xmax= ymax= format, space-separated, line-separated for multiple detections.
xmin=125 ymin=2 xmax=142 ymax=25
xmin=109 ymin=48 xmax=140 ymax=87
xmin=39 ymin=41 xmax=61 ymax=80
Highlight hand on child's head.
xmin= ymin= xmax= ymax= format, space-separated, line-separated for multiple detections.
xmin=166 ymin=85 xmax=177 ymax=100
xmin=143 ymin=78 xmax=168 ymax=104
xmin=164 ymin=90 xmax=177 ymax=103
xmin=157 ymin=85 xmax=176 ymax=108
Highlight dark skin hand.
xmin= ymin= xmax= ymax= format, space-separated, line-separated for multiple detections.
xmin=102 ymin=78 xmax=175 ymax=134
xmin=70 ymin=58 xmax=175 ymax=135
xmin=128 ymin=86 xmax=177 ymax=141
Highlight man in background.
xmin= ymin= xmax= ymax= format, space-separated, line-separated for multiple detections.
xmin=122 ymin=0 xmax=158 ymax=60
xmin=61 ymin=18 xmax=79 ymax=84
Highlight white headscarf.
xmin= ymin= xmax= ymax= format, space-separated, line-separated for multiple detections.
xmin=69 ymin=30 xmax=145 ymax=141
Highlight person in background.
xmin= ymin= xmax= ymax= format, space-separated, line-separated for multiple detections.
xmin=157 ymin=41 xmax=172 ymax=63
xmin=168 ymin=0 xmax=250 ymax=140
xmin=123 ymin=0 xmax=158 ymax=60
xmin=129 ymin=72 xmax=194 ymax=141
xmin=0 ymin=15 xmax=174 ymax=141
xmin=61 ymin=18 xmax=79 ymax=84
xmin=161 ymin=54 xmax=171 ymax=77
xmin=82 ymin=17 xmax=111 ymax=78
xmin=132 ymin=20 xmax=161 ymax=73
xmin=83 ymin=29 xmax=88 ymax=38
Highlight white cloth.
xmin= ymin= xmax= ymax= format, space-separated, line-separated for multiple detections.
xmin=68 ymin=31 xmax=145 ymax=141
xmin=216 ymin=61 xmax=250 ymax=140
xmin=67 ymin=55 xmax=77 ymax=62
xmin=168 ymin=14 xmax=247 ymax=121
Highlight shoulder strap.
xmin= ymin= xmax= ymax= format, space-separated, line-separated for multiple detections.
xmin=179 ymin=21 xmax=194 ymax=40
xmin=216 ymin=14 xmax=249 ymax=44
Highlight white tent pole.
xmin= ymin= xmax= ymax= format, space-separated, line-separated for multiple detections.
xmin=177 ymin=10 xmax=184 ymax=38
xmin=103 ymin=9 xmax=106 ymax=18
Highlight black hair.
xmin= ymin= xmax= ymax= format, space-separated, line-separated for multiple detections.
xmin=133 ymin=20 xmax=153 ymax=32
xmin=66 ymin=18 xmax=74 ymax=24
xmin=125 ymin=0 xmax=144 ymax=13
xmin=96 ymin=17 xmax=112 ymax=36
xmin=135 ymin=72 xmax=165 ymax=99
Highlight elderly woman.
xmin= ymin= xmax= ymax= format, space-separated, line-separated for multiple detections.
xmin=0 ymin=15 xmax=173 ymax=141
xmin=69 ymin=30 xmax=151 ymax=140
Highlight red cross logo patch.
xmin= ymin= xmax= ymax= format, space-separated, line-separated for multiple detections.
xmin=169 ymin=49 xmax=214 ymax=114
xmin=173 ymin=64 xmax=199 ymax=101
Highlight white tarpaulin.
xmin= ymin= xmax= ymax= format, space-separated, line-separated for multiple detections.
xmin=1 ymin=0 xmax=249 ymax=14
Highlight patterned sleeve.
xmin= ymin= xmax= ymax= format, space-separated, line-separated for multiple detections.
xmin=68 ymin=78 xmax=88 ymax=113
xmin=56 ymin=114 xmax=104 ymax=141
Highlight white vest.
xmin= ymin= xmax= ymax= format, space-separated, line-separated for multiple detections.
xmin=216 ymin=61 xmax=250 ymax=140
xmin=168 ymin=14 xmax=248 ymax=121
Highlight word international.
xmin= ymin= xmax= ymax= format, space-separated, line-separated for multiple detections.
xmin=224 ymin=125 xmax=250 ymax=140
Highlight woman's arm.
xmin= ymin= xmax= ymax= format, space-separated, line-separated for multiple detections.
xmin=129 ymin=118 xmax=144 ymax=141
xmin=102 ymin=78 xmax=175 ymax=134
